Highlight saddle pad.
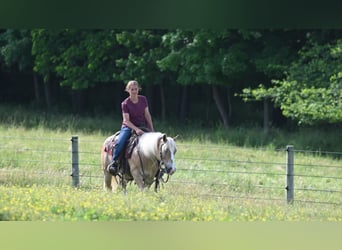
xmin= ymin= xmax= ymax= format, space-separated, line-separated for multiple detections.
xmin=103 ymin=134 xmax=116 ymax=155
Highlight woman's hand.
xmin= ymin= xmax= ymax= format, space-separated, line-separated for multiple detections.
xmin=135 ymin=128 xmax=144 ymax=136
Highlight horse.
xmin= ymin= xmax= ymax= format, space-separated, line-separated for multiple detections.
xmin=101 ymin=131 xmax=177 ymax=193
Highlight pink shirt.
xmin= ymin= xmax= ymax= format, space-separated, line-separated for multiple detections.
xmin=121 ymin=95 xmax=148 ymax=128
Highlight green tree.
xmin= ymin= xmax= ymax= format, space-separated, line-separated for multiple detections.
xmin=53 ymin=30 xmax=119 ymax=89
xmin=31 ymin=29 xmax=65 ymax=108
xmin=158 ymin=29 xmax=253 ymax=128
xmin=0 ymin=29 xmax=32 ymax=71
xmin=0 ymin=29 xmax=42 ymax=103
xmin=243 ymin=31 xmax=342 ymax=125
xmin=31 ymin=29 xmax=122 ymax=112
xmin=247 ymin=29 xmax=306 ymax=132
xmin=114 ymin=29 xmax=170 ymax=120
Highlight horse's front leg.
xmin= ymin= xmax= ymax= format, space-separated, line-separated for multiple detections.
xmin=121 ymin=176 xmax=128 ymax=195
xmin=129 ymin=167 xmax=145 ymax=191
xmin=134 ymin=173 xmax=145 ymax=191
xmin=154 ymin=178 xmax=159 ymax=192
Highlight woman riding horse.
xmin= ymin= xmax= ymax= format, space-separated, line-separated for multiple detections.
xmin=102 ymin=131 xmax=177 ymax=192
xmin=107 ymin=80 xmax=154 ymax=175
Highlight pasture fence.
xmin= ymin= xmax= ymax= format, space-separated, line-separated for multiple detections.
xmin=1 ymin=135 xmax=341 ymax=206
xmin=286 ymin=145 xmax=294 ymax=204
xmin=71 ymin=136 xmax=79 ymax=188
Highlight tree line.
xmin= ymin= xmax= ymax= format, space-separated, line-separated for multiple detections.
xmin=0 ymin=29 xmax=341 ymax=129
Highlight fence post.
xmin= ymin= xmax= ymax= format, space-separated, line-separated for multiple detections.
xmin=286 ymin=145 xmax=294 ymax=204
xmin=71 ymin=135 xmax=79 ymax=188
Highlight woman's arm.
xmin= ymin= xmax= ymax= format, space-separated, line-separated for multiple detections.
xmin=122 ymin=112 xmax=144 ymax=135
xmin=144 ymin=107 xmax=154 ymax=132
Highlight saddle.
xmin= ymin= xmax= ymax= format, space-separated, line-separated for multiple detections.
xmin=104 ymin=127 xmax=150 ymax=159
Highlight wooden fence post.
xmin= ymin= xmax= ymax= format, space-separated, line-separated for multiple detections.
xmin=71 ymin=135 xmax=79 ymax=188
xmin=286 ymin=145 xmax=294 ymax=204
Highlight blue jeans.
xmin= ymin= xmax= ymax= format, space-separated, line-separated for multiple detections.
xmin=112 ymin=126 xmax=132 ymax=161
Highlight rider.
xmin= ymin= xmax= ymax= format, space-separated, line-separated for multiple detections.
xmin=107 ymin=80 xmax=154 ymax=175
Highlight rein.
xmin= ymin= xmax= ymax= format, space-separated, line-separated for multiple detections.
xmin=156 ymin=141 xmax=170 ymax=184
xmin=157 ymin=166 xmax=170 ymax=183
xmin=136 ymin=146 xmax=145 ymax=177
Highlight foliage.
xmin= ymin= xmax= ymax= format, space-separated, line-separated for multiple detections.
xmin=157 ymin=29 xmax=252 ymax=85
xmin=31 ymin=29 xmax=62 ymax=83
xmin=31 ymin=29 xmax=119 ymax=88
xmin=54 ymin=30 xmax=119 ymax=88
xmin=2 ymin=29 xmax=342 ymax=126
xmin=0 ymin=29 xmax=33 ymax=71
xmin=242 ymin=34 xmax=342 ymax=125
xmin=252 ymin=30 xmax=304 ymax=79
xmin=114 ymin=30 xmax=168 ymax=85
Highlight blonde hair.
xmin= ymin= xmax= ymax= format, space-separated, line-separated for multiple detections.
xmin=125 ymin=80 xmax=142 ymax=92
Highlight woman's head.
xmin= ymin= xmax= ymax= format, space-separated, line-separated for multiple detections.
xmin=125 ymin=80 xmax=141 ymax=93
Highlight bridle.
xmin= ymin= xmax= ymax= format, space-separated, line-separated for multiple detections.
xmin=157 ymin=140 xmax=170 ymax=184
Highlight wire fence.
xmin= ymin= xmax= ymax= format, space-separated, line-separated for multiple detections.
xmin=0 ymin=135 xmax=341 ymax=206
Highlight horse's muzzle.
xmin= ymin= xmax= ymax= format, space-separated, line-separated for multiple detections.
xmin=166 ymin=165 xmax=176 ymax=175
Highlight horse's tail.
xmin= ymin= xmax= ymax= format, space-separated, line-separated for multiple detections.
xmin=101 ymin=144 xmax=106 ymax=170
xmin=102 ymin=146 xmax=118 ymax=191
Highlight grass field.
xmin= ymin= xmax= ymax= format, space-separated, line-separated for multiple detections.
xmin=0 ymin=104 xmax=342 ymax=221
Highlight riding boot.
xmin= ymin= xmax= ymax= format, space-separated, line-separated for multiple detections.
xmin=107 ymin=160 xmax=119 ymax=175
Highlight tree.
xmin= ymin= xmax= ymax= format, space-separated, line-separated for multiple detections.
xmin=53 ymin=30 xmax=119 ymax=89
xmin=246 ymin=29 xmax=306 ymax=132
xmin=31 ymin=29 xmax=65 ymax=108
xmin=114 ymin=29 xmax=170 ymax=120
xmin=31 ymin=29 xmax=122 ymax=112
xmin=0 ymin=29 xmax=41 ymax=103
xmin=0 ymin=29 xmax=33 ymax=71
xmin=242 ymin=31 xmax=342 ymax=125
xmin=157 ymin=29 xmax=253 ymax=128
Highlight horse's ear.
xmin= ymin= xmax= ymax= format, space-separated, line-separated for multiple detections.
xmin=173 ymin=135 xmax=180 ymax=141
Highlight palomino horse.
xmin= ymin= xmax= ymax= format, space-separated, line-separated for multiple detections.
xmin=101 ymin=132 xmax=177 ymax=193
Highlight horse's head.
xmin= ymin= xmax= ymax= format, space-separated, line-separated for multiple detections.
xmin=159 ymin=134 xmax=177 ymax=175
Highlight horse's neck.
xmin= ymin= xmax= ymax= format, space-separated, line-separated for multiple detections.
xmin=139 ymin=132 xmax=161 ymax=156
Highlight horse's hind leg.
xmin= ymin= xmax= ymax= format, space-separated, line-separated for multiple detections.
xmin=154 ymin=179 xmax=160 ymax=192
xmin=102 ymin=146 xmax=113 ymax=191
xmin=103 ymin=168 xmax=119 ymax=192
xmin=121 ymin=178 xmax=128 ymax=195
xmin=103 ymin=170 xmax=113 ymax=191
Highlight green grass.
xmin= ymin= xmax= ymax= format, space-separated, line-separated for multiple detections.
xmin=1 ymin=184 xmax=341 ymax=221
xmin=0 ymin=104 xmax=342 ymax=221
xmin=1 ymin=103 xmax=342 ymax=151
